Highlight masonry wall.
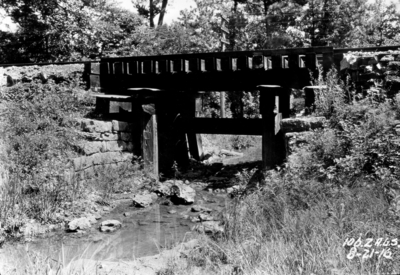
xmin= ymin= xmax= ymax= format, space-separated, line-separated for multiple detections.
xmin=70 ymin=118 xmax=136 ymax=184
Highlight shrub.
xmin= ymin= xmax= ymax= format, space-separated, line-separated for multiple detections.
xmin=311 ymin=65 xmax=351 ymax=118
xmin=0 ymin=78 xmax=94 ymax=238
xmin=286 ymin=66 xmax=400 ymax=189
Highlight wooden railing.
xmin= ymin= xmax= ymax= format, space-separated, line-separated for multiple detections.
xmin=96 ymin=47 xmax=333 ymax=92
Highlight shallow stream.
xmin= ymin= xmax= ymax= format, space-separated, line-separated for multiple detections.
xmin=1 ymin=187 xmax=228 ymax=268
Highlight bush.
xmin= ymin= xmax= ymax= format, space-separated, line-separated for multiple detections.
xmin=287 ymin=66 xmax=400 ymax=189
xmin=0 ymin=78 xmax=94 ymax=238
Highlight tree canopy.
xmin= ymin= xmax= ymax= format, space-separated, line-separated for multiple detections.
xmin=0 ymin=0 xmax=399 ymax=63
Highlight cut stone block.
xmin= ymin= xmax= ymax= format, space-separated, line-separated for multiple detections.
xmin=80 ymin=141 xmax=106 ymax=155
xmin=105 ymin=141 xmax=134 ymax=152
xmin=281 ymin=117 xmax=325 ymax=133
xmin=101 ymin=132 xmax=119 ymax=141
xmin=81 ymin=119 xmax=112 ymax=133
xmin=112 ymin=120 xmax=133 ymax=132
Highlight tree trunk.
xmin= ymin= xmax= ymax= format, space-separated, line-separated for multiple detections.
xmin=231 ymin=0 xmax=238 ymax=51
xmin=158 ymin=0 xmax=168 ymax=26
xmin=149 ymin=0 xmax=155 ymax=28
xmin=263 ymin=0 xmax=269 ymax=38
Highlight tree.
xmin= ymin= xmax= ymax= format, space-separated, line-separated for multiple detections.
xmin=294 ymin=0 xmax=368 ymax=47
xmin=0 ymin=0 xmax=144 ymax=62
xmin=360 ymin=1 xmax=400 ymax=46
xmin=132 ymin=0 xmax=169 ymax=27
xmin=178 ymin=0 xmax=232 ymax=52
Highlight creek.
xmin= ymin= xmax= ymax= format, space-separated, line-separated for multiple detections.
xmin=1 ymin=187 xmax=228 ymax=269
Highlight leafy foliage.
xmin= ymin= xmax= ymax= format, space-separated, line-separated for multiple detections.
xmin=287 ymin=65 xmax=400 ymax=199
xmin=0 ymin=0 xmax=145 ymax=62
xmin=0 ymin=76 xmax=92 ymax=237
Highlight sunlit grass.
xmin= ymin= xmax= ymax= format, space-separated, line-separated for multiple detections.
xmin=160 ymin=174 xmax=400 ymax=275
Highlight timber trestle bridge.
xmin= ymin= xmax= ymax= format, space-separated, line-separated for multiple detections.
xmin=90 ymin=45 xmax=400 ymax=178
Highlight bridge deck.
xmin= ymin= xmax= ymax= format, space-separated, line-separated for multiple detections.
xmin=98 ymin=47 xmax=333 ymax=92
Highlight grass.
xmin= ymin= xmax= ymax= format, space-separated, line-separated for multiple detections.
xmin=1 ymin=234 xmax=139 ymax=275
xmin=201 ymin=134 xmax=260 ymax=154
xmin=159 ymin=175 xmax=400 ymax=275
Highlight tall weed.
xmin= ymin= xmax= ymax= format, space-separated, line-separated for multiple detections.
xmin=311 ymin=65 xmax=351 ymax=118
xmin=178 ymin=172 xmax=399 ymax=275
xmin=0 ymin=79 xmax=92 ymax=239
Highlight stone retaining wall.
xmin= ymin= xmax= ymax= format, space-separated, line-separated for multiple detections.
xmin=71 ymin=118 xmax=136 ymax=183
xmin=0 ymin=64 xmax=85 ymax=87
xmin=282 ymin=117 xmax=326 ymax=157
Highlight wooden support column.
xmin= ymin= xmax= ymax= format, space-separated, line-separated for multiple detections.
xmin=140 ymin=103 xmax=158 ymax=178
xmin=258 ymin=85 xmax=283 ymax=170
xmin=153 ymin=92 xmax=190 ymax=175
xmin=185 ymin=93 xmax=204 ymax=161
xmin=128 ymin=88 xmax=160 ymax=180
xmin=173 ymin=95 xmax=190 ymax=169
xmin=279 ymin=87 xmax=291 ymax=119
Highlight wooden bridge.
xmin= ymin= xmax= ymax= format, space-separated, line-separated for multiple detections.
xmin=91 ymin=45 xmax=400 ymax=178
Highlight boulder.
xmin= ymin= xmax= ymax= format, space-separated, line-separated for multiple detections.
xmin=99 ymin=220 xmax=122 ymax=233
xmin=170 ymin=183 xmax=196 ymax=205
xmin=191 ymin=205 xmax=212 ymax=213
xmin=85 ymin=214 xmax=97 ymax=224
xmin=199 ymin=213 xmax=214 ymax=221
xmin=152 ymin=181 xmax=174 ymax=197
xmin=132 ymin=193 xmax=156 ymax=208
xmin=191 ymin=221 xmax=224 ymax=234
xmin=190 ymin=216 xmax=201 ymax=223
xmin=37 ymin=72 xmax=48 ymax=82
xmin=68 ymin=217 xmax=91 ymax=232
xmin=6 ymin=75 xmax=16 ymax=86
